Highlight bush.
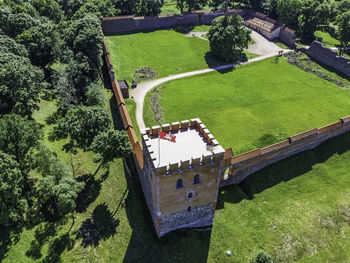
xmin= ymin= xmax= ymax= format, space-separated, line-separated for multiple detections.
xmin=250 ymin=250 xmax=273 ymax=263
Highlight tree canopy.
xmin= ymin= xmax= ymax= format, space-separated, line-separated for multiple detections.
xmin=336 ymin=10 xmax=350 ymax=54
xmin=0 ymin=151 xmax=27 ymax=227
xmin=208 ymin=14 xmax=251 ymax=62
xmin=16 ymin=22 xmax=59 ymax=67
xmin=0 ymin=60 xmax=47 ymax=115
xmin=35 ymin=145 xmax=85 ymax=217
xmin=91 ymin=130 xmax=132 ymax=164
xmin=53 ymin=106 xmax=111 ymax=150
xmin=0 ymin=114 xmax=43 ymax=169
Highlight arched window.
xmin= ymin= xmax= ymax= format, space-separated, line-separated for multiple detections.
xmin=176 ymin=178 xmax=184 ymax=189
xmin=187 ymin=206 xmax=192 ymax=212
xmin=187 ymin=192 xmax=193 ymax=199
xmin=193 ymin=174 xmax=201 ymax=184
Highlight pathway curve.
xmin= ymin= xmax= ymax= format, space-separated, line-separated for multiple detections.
xmin=130 ymin=49 xmax=291 ymax=130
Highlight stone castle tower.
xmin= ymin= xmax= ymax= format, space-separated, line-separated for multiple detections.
xmin=138 ymin=118 xmax=225 ymax=237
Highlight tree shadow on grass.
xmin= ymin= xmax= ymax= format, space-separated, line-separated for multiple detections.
xmin=77 ymin=203 xmax=119 ymax=247
xmin=26 ymin=222 xmax=57 ymax=259
xmin=238 ymin=131 xmax=350 ymax=199
xmin=42 ymin=233 xmax=75 ymax=263
xmin=204 ymin=51 xmax=231 ymax=70
xmin=0 ymin=227 xmax=21 ymax=262
xmin=76 ymin=171 xmax=110 ymax=213
xmin=122 ymin=161 xmax=212 ymax=263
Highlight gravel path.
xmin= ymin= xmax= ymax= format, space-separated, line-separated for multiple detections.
xmin=130 ymin=49 xmax=291 ymax=129
xmin=184 ymin=30 xmax=282 ymax=56
xmin=247 ymin=31 xmax=282 ymax=55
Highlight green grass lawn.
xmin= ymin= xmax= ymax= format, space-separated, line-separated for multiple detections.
xmin=161 ymin=0 xmax=181 ymax=15
xmin=144 ymin=56 xmax=350 ymax=154
xmin=314 ymin=30 xmax=340 ymax=47
xmin=4 ymin=73 xmax=350 ymax=262
xmin=105 ymin=28 xmax=258 ymax=84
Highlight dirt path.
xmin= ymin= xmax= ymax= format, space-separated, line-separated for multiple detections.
xmin=130 ymin=50 xmax=291 ymax=129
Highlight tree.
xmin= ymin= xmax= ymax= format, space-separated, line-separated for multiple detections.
xmin=16 ymin=22 xmax=59 ymax=67
xmin=186 ymin=0 xmax=207 ymax=11
xmin=0 ymin=114 xmax=43 ymax=169
xmin=0 ymin=60 xmax=47 ymax=115
xmin=72 ymin=0 xmax=118 ymax=19
xmin=337 ymin=0 xmax=350 ymax=16
xmin=176 ymin=0 xmax=186 ymax=13
xmin=90 ymin=130 xmax=132 ymax=174
xmin=336 ymin=10 xmax=350 ymax=55
xmin=208 ymin=14 xmax=251 ymax=62
xmin=0 ymin=34 xmax=29 ymax=57
xmin=6 ymin=12 xmax=40 ymax=37
xmin=250 ymin=0 xmax=262 ymax=11
xmin=0 ymin=151 xmax=28 ymax=227
xmin=115 ymin=0 xmax=137 ymax=15
xmin=86 ymin=82 xmax=105 ymax=106
xmin=58 ymin=0 xmax=88 ymax=18
xmin=298 ymin=0 xmax=330 ymax=40
xmin=60 ymin=15 xmax=103 ymax=105
xmin=276 ymin=0 xmax=301 ymax=29
xmin=35 ymin=145 xmax=84 ymax=221
xmin=30 ymin=0 xmax=64 ymax=23
xmin=135 ymin=0 xmax=164 ymax=16
xmin=53 ymin=106 xmax=111 ymax=150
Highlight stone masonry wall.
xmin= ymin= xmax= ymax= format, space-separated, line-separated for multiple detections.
xmin=160 ymin=203 xmax=214 ymax=236
xmin=101 ymin=10 xmax=246 ymax=34
xmin=220 ymin=116 xmax=350 ymax=187
xmin=304 ymin=41 xmax=350 ymax=78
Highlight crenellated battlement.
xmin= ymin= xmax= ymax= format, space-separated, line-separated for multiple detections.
xmin=140 ymin=118 xmax=225 ymax=176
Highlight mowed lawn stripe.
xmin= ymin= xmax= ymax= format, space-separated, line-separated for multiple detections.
xmin=144 ymin=57 xmax=350 ymax=153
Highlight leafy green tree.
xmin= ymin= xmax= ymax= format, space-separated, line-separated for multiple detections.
xmin=337 ymin=0 xmax=350 ymax=16
xmin=276 ymin=0 xmax=301 ymax=29
xmin=86 ymin=83 xmax=105 ymax=106
xmin=0 ymin=34 xmax=29 ymax=57
xmin=30 ymin=0 xmax=63 ymax=22
xmin=0 ymin=114 xmax=43 ymax=169
xmin=61 ymin=15 xmax=103 ymax=102
xmin=298 ymin=0 xmax=330 ymax=40
xmin=176 ymin=0 xmax=186 ymax=13
xmin=72 ymin=0 xmax=118 ymax=19
xmin=91 ymin=130 xmax=132 ymax=174
xmin=6 ymin=12 xmax=40 ymax=37
xmin=186 ymin=0 xmax=207 ymax=11
xmin=0 ymin=60 xmax=47 ymax=115
xmin=135 ymin=0 xmax=164 ymax=16
xmin=208 ymin=14 xmax=251 ymax=62
xmin=0 ymin=7 xmax=12 ymax=33
xmin=16 ymin=22 xmax=59 ymax=67
xmin=250 ymin=0 xmax=262 ymax=10
xmin=336 ymin=10 xmax=350 ymax=55
xmin=0 ymin=151 xmax=28 ymax=227
xmin=35 ymin=145 xmax=85 ymax=220
xmin=54 ymin=106 xmax=111 ymax=150
xmin=58 ymin=0 xmax=88 ymax=18
xmin=115 ymin=0 xmax=137 ymax=15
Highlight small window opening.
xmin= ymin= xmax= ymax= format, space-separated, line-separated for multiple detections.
xmin=187 ymin=192 xmax=193 ymax=199
xmin=193 ymin=174 xmax=201 ymax=184
xmin=176 ymin=178 xmax=184 ymax=189
xmin=187 ymin=206 xmax=192 ymax=212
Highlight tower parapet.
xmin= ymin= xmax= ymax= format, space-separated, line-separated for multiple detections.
xmin=138 ymin=118 xmax=225 ymax=237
